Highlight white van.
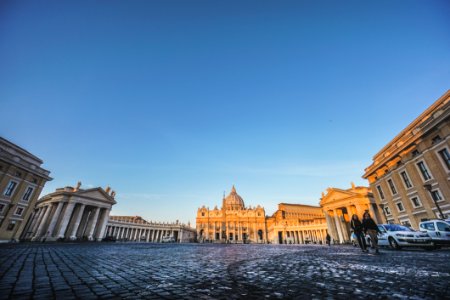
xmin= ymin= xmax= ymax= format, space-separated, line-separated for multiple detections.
xmin=419 ymin=219 xmax=450 ymax=246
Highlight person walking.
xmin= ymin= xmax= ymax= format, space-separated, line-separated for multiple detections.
xmin=362 ymin=211 xmax=381 ymax=254
xmin=326 ymin=232 xmax=331 ymax=246
xmin=350 ymin=214 xmax=367 ymax=252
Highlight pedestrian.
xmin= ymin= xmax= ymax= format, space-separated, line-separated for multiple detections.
xmin=350 ymin=214 xmax=367 ymax=252
xmin=326 ymin=232 xmax=331 ymax=246
xmin=362 ymin=211 xmax=381 ymax=254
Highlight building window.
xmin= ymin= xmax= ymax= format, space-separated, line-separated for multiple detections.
xmin=0 ymin=203 xmax=5 ymax=213
xmin=387 ymin=179 xmax=397 ymax=195
xmin=15 ymin=207 xmax=24 ymax=216
xmin=400 ymin=219 xmax=411 ymax=227
xmin=417 ymin=161 xmax=432 ymax=181
xmin=384 ymin=206 xmax=392 ymax=215
xmin=396 ymin=202 xmax=405 ymax=212
xmin=22 ymin=187 xmax=34 ymax=202
xmin=376 ymin=185 xmax=385 ymax=200
xmin=432 ymin=135 xmax=442 ymax=144
xmin=431 ymin=190 xmax=443 ymax=202
xmin=400 ymin=171 xmax=412 ymax=189
xmin=6 ymin=222 xmax=15 ymax=231
xmin=410 ymin=196 xmax=422 ymax=208
xmin=438 ymin=148 xmax=450 ymax=171
xmin=4 ymin=181 xmax=18 ymax=197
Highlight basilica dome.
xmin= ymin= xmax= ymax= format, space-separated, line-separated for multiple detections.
xmin=223 ymin=185 xmax=245 ymax=210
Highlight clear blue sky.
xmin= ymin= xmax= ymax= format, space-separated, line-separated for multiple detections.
xmin=1 ymin=1 xmax=449 ymax=225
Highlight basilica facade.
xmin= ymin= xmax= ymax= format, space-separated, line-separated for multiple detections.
xmin=196 ymin=186 xmax=267 ymax=243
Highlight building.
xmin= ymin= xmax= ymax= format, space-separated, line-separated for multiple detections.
xmin=196 ymin=186 xmax=267 ymax=243
xmin=106 ymin=216 xmax=196 ymax=243
xmin=22 ymin=183 xmax=115 ymax=242
xmin=320 ymin=183 xmax=382 ymax=244
xmin=266 ymin=203 xmax=327 ymax=244
xmin=363 ymin=90 xmax=450 ymax=229
xmin=0 ymin=137 xmax=52 ymax=242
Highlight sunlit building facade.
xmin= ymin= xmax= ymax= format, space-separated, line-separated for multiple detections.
xmin=266 ymin=203 xmax=327 ymax=244
xmin=196 ymin=186 xmax=267 ymax=243
xmin=320 ymin=183 xmax=382 ymax=244
xmin=363 ymin=90 xmax=450 ymax=229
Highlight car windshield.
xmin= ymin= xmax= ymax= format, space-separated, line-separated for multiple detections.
xmin=384 ymin=224 xmax=412 ymax=232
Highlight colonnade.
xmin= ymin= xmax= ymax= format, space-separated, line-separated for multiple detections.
xmin=198 ymin=221 xmax=266 ymax=243
xmin=23 ymin=201 xmax=110 ymax=242
xmin=324 ymin=203 xmax=382 ymax=244
xmin=105 ymin=225 xmax=180 ymax=242
xmin=278 ymin=228 xmax=327 ymax=244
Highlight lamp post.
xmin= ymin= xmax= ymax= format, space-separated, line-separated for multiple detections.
xmin=424 ymin=184 xmax=445 ymax=219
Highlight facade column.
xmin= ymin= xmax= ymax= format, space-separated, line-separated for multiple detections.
xmin=46 ymin=202 xmax=64 ymax=238
xmin=238 ymin=223 xmax=241 ymax=241
xmin=324 ymin=212 xmax=337 ymax=242
xmin=32 ymin=205 xmax=52 ymax=241
xmin=253 ymin=223 xmax=257 ymax=242
xmin=87 ymin=207 xmax=100 ymax=241
xmin=70 ymin=204 xmax=86 ymax=240
xmin=226 ymin=222 xmax=229 ymax=242
xmin=31 ymin=206 xmax=44 ymax=237
xmin=213 ymin=222 xmax=216 ymax=241
xmin=95 ymin=208 xmax=110 ymax=241
xmin=30 ymin=207 xmax=45 ymax=236
xmin=333 ymin=209 xmax=344 ymax=243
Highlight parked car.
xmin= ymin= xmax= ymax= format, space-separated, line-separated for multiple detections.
xmin=365 ymin=224 xmax=432 ymax=250
xmin=419 ymin=219 xmax=450 ymax=246
xmin=161 ymin=236 xmax=176 ymax=243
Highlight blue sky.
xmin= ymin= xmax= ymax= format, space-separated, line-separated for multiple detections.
xmin=1 ymin=1 xmax=449 ymax=225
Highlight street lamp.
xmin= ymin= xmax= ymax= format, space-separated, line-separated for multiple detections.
xmin=424 ymin=184 xmax=445 ymax=219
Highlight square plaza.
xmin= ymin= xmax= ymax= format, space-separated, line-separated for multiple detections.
xmin=0 ymin=243 xmax=449 ymax=299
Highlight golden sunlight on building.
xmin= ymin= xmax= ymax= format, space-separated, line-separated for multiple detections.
xmin=363 ymin=90 xmax=450 ymax=228
xmin=320 ymin=183 xmax=383 ymax=244
xmin=196 ymin=186 xmax=267 ymax=243
xmin=266 ymin=203 xmax=328 ymax=244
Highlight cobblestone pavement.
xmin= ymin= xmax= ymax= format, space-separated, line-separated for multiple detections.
xmin=0 ymin=243 xmax=449 ymax=299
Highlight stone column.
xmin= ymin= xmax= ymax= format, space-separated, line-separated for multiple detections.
xmin=179 ymin=229 xmax=184 ymax=243
xmin=70 ymin=204 xmax=86 ymax=240
xmin=30 ymin=207 xmax=45 ymax=236
xmin=253 ymin=223 xmax=257 ymax=242
xmin=333 ymin=209 xmax=344 ymax=243
xmin=213 ymin=222 xmax=216 ymax=241
xmin=46 ymin=202 xmax=65 ymax=238
xmin=87 ymin=207 xmax=100 ymax=241
xmin=32 ymin=204 xmax=52 ymax=241
xmin=95 ymin=208 xmax=110 ymax=241
xmin=226 ymin=222 xmax=229 ymax=242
